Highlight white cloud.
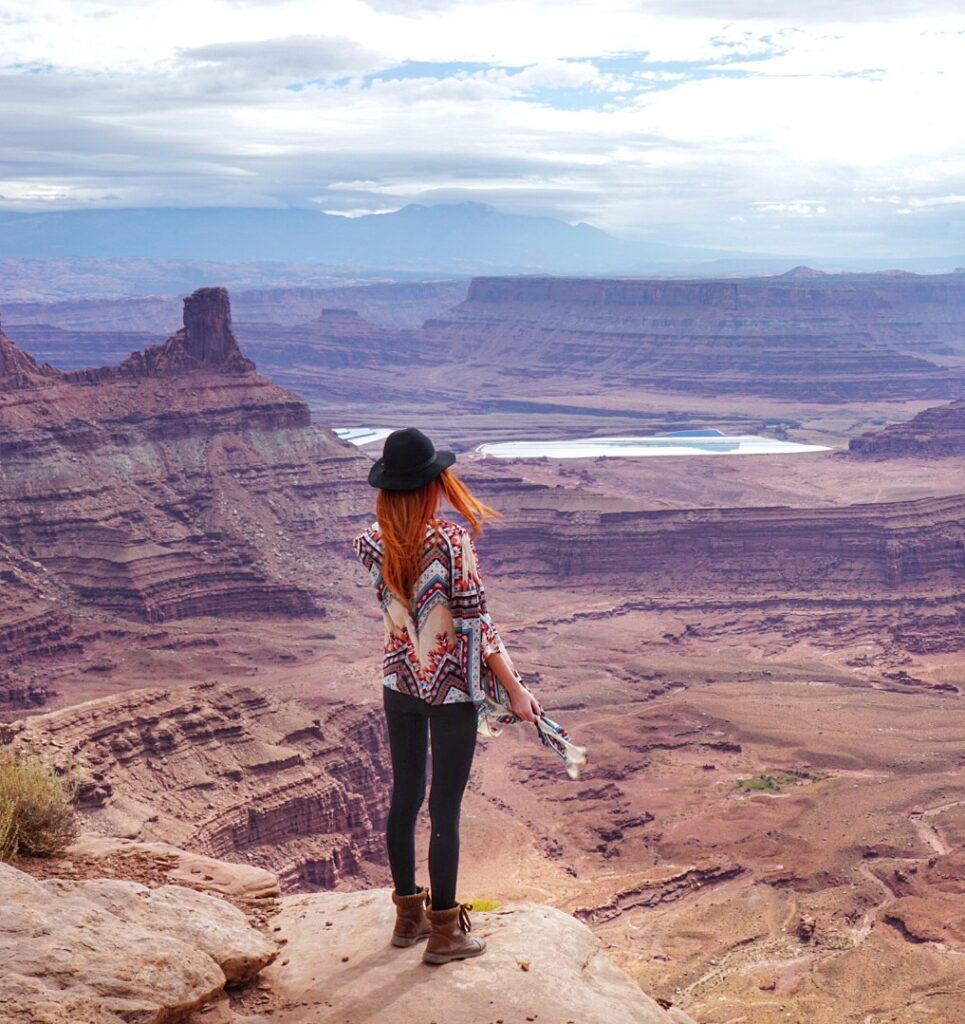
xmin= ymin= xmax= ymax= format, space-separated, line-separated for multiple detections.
xmin=508 ymin=59 xmax=621 ymax=92
xmin=179 ymin=35 xmax=384 ymax=84
xmin=639 ymin=0 xmax=964 ymax=19
xmin=754 ymin=201 xmax=827 ymax=216
xmin=361 ymin=0 xmax=462 ymax=12
xmin=1 ymin=0 xmax=964 ymax=256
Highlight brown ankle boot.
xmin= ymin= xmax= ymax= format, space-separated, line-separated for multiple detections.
xmin=422 ymin=902 xmax=487 ymax=964
xmin=391 ymin=886 xmax=432 ymax=947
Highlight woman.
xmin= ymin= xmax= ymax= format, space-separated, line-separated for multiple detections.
xmin=353 ymin=426 xmax=542 ymax=965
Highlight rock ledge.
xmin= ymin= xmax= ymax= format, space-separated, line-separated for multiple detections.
xmin=258 ymin=887 xmax=697 ymax=1024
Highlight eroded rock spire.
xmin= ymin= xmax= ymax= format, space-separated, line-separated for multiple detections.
xmin=118 ymin=286 xmax=255 ymax=376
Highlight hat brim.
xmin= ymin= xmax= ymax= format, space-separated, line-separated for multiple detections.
xmin=367 ymin=450 xmax=456 ymax=490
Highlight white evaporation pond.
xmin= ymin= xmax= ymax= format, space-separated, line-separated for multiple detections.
xmin=333 ymin=428 xmax=397 ymax=446
xmin=475 ymin=429 xmax=832 ymax=459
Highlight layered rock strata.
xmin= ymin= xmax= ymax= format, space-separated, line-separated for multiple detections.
xmin=0 ymin=290 xmax=368 ymax=702
xmin=0 ymin=538 xmax=75 ymax=659
xmin=63 ymin=286 xmax=255 ymax=380
xmin=65 ymin=833 xmax=283 ymax=908
xmin=848 ymin=400 xmax=965 ymax=458
xmin=469 ymin=476 xmax=965 ymax=653
xmin=2 ymin=279 xmax=466 ymax=333
xmin=572 ymin=862 xmax=745 ymax=925
xmin=0 ymin=319 xmax=58 ymax=387
xmin=12 ymin=271 xmax=963 ymax=407
xmin=419 ymin=271 xmax=965 ymax=400
xmin=231 ymin=279 xmax=468 ymax=329
xmin=2 ymin=682 xmax=391 ymax=892
xmin=232 ymin=307 xmax=427 ymax=406
xmin=477 ymin=486 xmax=964 ymax=590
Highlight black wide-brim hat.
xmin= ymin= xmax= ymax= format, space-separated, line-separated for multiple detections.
xmin=368 ymin=426 xmax=456 ymax=490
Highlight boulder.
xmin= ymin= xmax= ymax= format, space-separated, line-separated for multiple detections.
xmin=0 ymin=860 xmax=277 ymax=1024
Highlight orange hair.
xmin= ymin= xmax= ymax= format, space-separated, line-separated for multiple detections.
xmin=375 ymin=468 xmax=499 ymax=604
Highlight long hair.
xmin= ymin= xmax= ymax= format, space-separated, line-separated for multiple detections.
xmin=375 ymin=468 xmax=499 ymax=604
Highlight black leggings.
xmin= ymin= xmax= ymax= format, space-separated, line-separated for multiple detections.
xmin=382 ymin=685 xmax=478 ymax=911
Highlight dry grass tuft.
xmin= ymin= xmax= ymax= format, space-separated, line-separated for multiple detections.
xmin=464 ymin=897 xmax=502 ymax=911
xmin=0 ymin=748 xmax=78 ymax=861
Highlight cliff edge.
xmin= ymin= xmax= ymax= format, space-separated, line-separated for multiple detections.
xmin=258 ymin=887 xmax=697 ymax=1024
xmin=0 ymin=836 xmax=696 ymax=1024
xmin=848 ymin=400 xmax=965 ymax=459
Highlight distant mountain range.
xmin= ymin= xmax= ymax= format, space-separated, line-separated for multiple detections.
xmin=1 ymin=203 xmax=961 ymax=276
xmin=0 ymin=202 xmax=709 ymax=272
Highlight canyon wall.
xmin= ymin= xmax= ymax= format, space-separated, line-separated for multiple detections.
xmin=230 ymin=308 xmax=429 ymax=407
xmin=1 ymin=681 xmax=391 ymax=892
xmin=0 ymin=288 xmax=368 ymax=622
xmin=418 ymin=270 xmax=965 ymax=401
xmin=2 ymin=278 xmax=962 ymax=710
xmin=8 ymin=270 xmax=964 ymax=406
xmin=0 ymin=304 xmax=428 ymax=406
xmin=0 ymin=537 xmax=74 ymax=708
xmin=468 ymin=475 xmax=965 ymax=654
xmin=848 ymin=400 xmax=965 ymax=459
xmin=479 ymin=492 xmax=965 ymax=589
xmin=0 ymin=289 xmax=370 ymax=709
xmin=463 ymin=270 xmax=965 ymax=318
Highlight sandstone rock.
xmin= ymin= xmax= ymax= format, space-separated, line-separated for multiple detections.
xmin=261 ymin=887 xmax=696 ymax=1024
xmin=571 ymin=861 xmax=744 ymax=925
xmin=0 ymin=321 xmax=60 ymax=390
xmin=182 ymin=991 xmax=271 ymax=1024
xmin=112 ymin=286 xmax=255 ymax=377
xmin=848 ymin=400 xmax=965 ymax=459
xmin=480 ymin=491 xmax=965 ymax=590
xmin=6 ymin=682 xmax=390 ymax=892
xmin=875 ymin=849 xmax=965 ymax=947
xmin=9 ymin=272 xmax=965 ymax=407
xmin=1 ymin=279 xmax=465 ymax=336
xmin=418 ymin=272 xmax=965 ymax=401
xmin=884 ymin=897 xmax=965 ymax=945
xmin=0 ymin=859 xmax=277 ymax=1024
xmin=0 ymin=288 xmax=368 ymax=644
xmin=218 ymin=305 xmax=426 ymax=408
xmin=468 ymin=479 xmax=965 ymax=654
xmin=0 ymin=537 xmax=76 ymax=708
xmin=67 ymin=834 xmax=281 ymax=903
xmin=0 ymin=325 xmax=43 ymax=382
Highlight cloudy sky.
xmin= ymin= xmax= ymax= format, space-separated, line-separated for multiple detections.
xmin=2 ymin=0 xmax=963 ymax=256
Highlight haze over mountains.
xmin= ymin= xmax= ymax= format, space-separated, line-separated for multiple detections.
xmin=0 ymin=203 xmax=695 ymax=271
xmin=4 ymin=202 xmax=963 ymax=276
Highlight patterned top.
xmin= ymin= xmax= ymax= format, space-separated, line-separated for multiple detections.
xmin=352 ymin=518 xmax=510 ymax=712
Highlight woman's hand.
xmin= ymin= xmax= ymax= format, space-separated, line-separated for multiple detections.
xmin=509 ymin=685 xmax=543 ymax=723
xmin=484 ymin=650 xmax=543 ymax=722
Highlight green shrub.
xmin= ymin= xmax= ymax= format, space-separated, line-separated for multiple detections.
xmin=737 ymin=775 xmax=779 ymax=792
xmin=0 ymin=748 xmax=78 ymax=860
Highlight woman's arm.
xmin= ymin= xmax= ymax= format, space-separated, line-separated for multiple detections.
xmin=455 ymin=527 xmax=542 ymax=722
xmin=484 ymin=650 xmax=542 ymax=723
